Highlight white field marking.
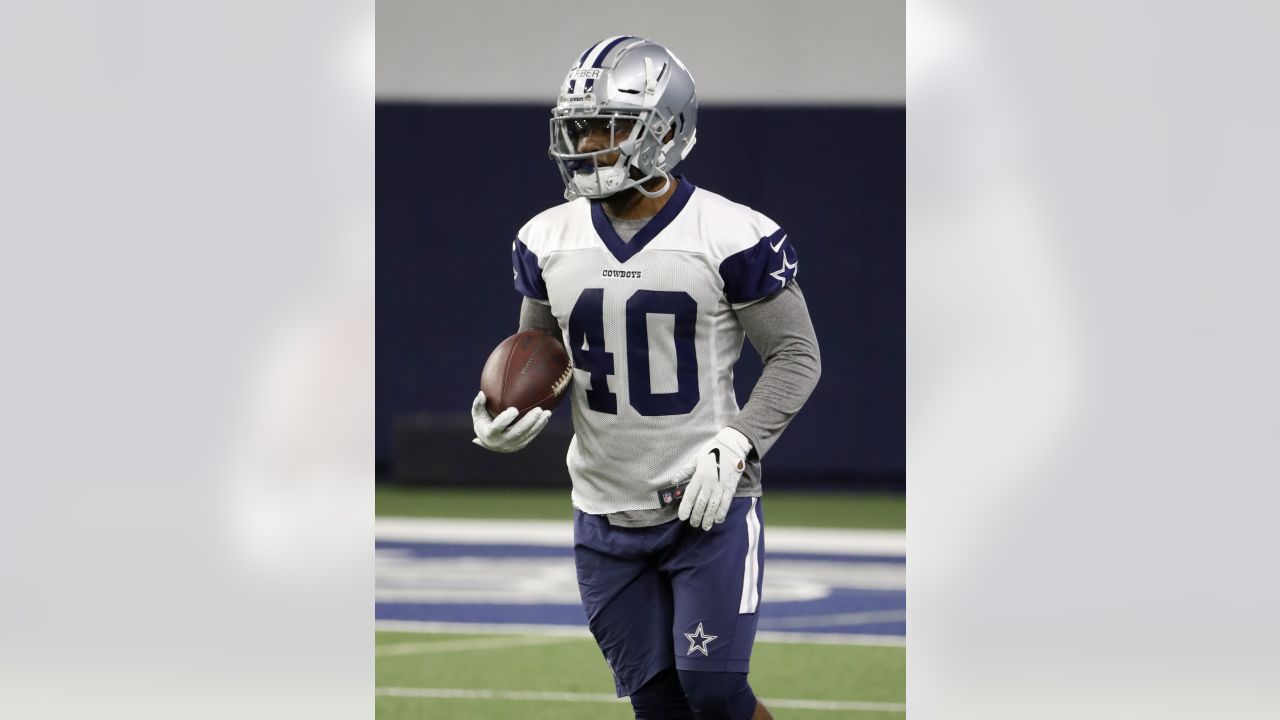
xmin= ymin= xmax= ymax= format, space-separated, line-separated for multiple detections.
xmin=767 ymin=698 xmax=905 ymax=712
xmin=756 ymin=630 xmax=906 ymax=647
xmin=376 ymin=517 xmax=572 ymax=545
xmin=760 ymin=609 xmax=908 ymax=630
xmin=377 ymin=620 xmax=593 ymax=638
xmin=375 ymin=620 xmax=906 ymax=647
xmin=375 ymin=687 xmax=905 ymax=713
xmin=376 ymin=517 xmax=905 ymax=556
xmin=376 ymin=554 xmax=903 ymax=604
xmin=378 ymin=687 xmax=624 ymax=704
xmin=376 ymin=634 xmax=579 ymax=657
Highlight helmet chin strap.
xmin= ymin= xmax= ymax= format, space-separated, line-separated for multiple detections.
xmin=633 ymin=171 xmax=671 ymax=198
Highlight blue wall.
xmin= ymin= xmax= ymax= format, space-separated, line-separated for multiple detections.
xmin=377 ymin=102 xmax=903 ymax=478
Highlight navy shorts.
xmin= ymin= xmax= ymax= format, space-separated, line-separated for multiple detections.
xmin=573 ymin=497 xmax=765 ymax=697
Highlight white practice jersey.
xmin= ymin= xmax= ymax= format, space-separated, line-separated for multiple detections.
xmin=513 ymin=178 xmax=799 ymax=515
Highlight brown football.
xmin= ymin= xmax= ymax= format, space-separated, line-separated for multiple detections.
xmin=479 ymin=330 xmax=572 ymax=419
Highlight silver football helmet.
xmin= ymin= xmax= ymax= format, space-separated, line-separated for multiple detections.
xmin=549 ymin=36 xmax=698 ymax=200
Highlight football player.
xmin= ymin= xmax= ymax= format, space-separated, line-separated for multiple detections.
xmin=472 ymin=36 xmax=821 ymax=720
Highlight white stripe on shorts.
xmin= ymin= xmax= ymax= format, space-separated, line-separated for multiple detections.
xmin=739 ymin=498 xmax=761 ymax=614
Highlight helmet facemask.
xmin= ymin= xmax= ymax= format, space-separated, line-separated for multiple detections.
xmin=549 ymin=110 xmax=674 ymax=200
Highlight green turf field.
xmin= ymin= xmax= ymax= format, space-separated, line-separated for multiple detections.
xmin=376 ymin=632 xmax=905 ymax=719
xmin=376 ymin=486 xmax=905 ymax=529
xmin=376 ymin=485 xmax=905 ymax=717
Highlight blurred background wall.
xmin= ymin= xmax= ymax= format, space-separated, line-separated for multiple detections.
xmin=376 ymin=0 xmax=904 ymax=489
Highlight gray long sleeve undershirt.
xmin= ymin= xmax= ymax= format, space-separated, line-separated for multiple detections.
xmin=727 ymin=281 xmax=822 ymax=460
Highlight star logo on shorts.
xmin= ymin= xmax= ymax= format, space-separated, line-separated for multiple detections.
xmin=684 ymin=622 xmax=718 ymax=656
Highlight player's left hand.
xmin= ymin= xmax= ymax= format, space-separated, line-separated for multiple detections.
xmin=675 ymin=427 xmax=752 ymax=531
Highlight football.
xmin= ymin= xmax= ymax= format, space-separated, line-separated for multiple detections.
xmin=480 ymin=330 xmax=573 ymax=419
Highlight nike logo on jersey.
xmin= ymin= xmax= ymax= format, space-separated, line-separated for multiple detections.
xmin=770 ymin=233 xmax=788 ymax=252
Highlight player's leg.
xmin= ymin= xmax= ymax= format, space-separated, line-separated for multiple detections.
xmin=665 ymin=497 xmax=768 ymax=720
xmin=628 ymin=667 xmax=694 ymax=719
xmin=677 ymin=669 xmax=771 ymax=719
xmin=573 ymin=510 xmax=695 ymax=717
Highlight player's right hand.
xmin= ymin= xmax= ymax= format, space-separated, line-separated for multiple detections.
xmin=471 ymin=391 xmax=550 ymax=453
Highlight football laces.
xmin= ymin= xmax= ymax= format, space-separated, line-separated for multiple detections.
xmin=552 ymin=365 xmax=573 ymax=396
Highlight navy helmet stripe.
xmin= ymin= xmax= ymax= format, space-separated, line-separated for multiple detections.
xmin=590 ymin=35 xmax=635 ymax=68
xmin=581 ymin=35 xmax=625 ymax=68
xmin=577 ymin=40 xmax=602 ymax=68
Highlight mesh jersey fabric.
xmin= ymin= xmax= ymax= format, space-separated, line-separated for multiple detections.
xmin=513 ymin=178 xmax=800 ymax=515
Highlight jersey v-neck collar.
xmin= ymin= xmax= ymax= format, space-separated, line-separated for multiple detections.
xmin=589 ymin=177 xmax=696 ymax=264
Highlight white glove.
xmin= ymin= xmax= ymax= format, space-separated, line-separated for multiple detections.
xmin=471 ymin=391 xmax=551 ymax=453
xmin=676 ymin=427 xmax=753 ymax=530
